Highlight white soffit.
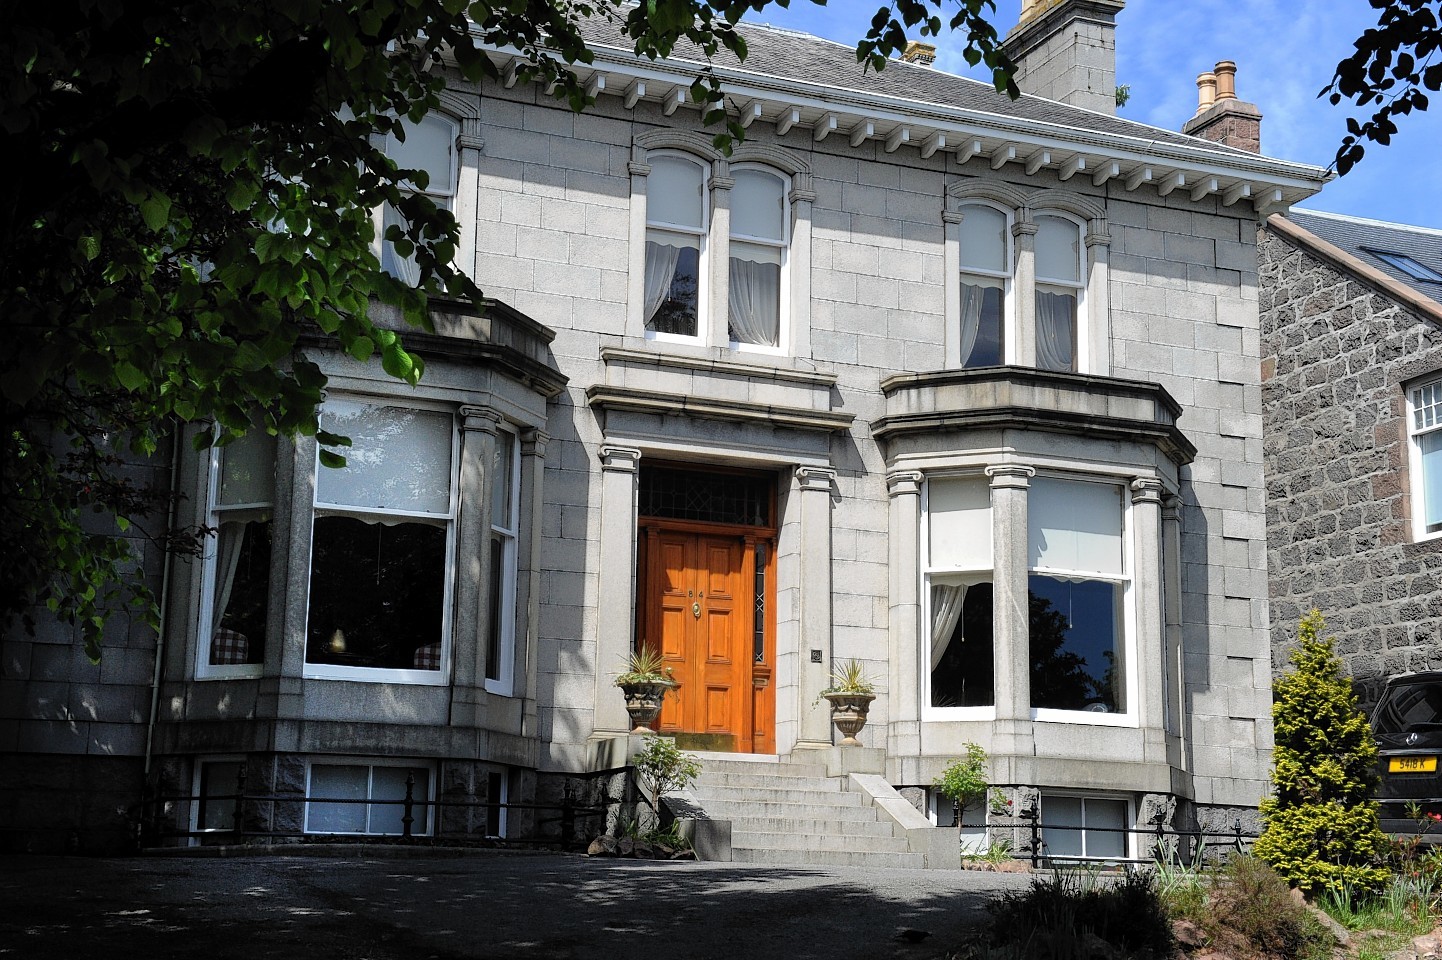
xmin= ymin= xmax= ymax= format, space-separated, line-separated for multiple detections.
xmin=482 ymin=44 xmax=1330 ymax=215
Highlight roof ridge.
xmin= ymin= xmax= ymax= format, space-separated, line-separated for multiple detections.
xmin=1291 ymin=206 xmax=1442 ymax=238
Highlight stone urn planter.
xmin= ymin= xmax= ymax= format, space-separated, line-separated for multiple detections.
xmin=618 ymin=679 xmax=677 ymax=733
xmin=820 ymin=657 xmax=878 ymax=746
xmin=615 ymin=647 xmax=677 ymax=734
xmin=822 ymin=691 xmax=876 ymax=746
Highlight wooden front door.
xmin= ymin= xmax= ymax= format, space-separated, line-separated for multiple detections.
xmin=639 ymin=526 xmax=774 ymax=752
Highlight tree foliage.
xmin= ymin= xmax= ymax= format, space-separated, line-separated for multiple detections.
xmin=2 ymin=0 xmax=1017 ymax=660
xmin=1253 ymin=611 xmax=1390 ymax=897
xmin=1323 ymin=0 xmax=1441 ymax=174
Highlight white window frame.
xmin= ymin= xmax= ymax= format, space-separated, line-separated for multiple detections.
xmin=919 ymin=474 xmax=997 ymax=722
xmin=376 ymin=112 xmax=460 ymax=284
xmin=1027 ymin=474 xmax=1137 ymax=727
xmin=196 ymin=432 xmax=274 ymax=680
xmin=956 ymin=200 xmax=1015 ymax=368
xmin=929 ymin=792 xmax=988 ymax=853
xmin=1409 ymin=374 xmax=1442 ymax=541
xmin=1041 ymin=793 xmax=1133 ymax=861
xmin=190 ymin=756 xmax=247 ymax=837
xmin=302 ymin=396 xmax=460 ymax=685
xmin=727 ymin=163 xmax=791 ymax=356
xmin=1032 ymin=211 xmax=1088 ymax=374
xmin=303 ymin=758 xmax=436 ymax=837
xmin=484 ymin=426 xmax=521 ymax=696
xmin=485 ymin=767 xmax=510 ymax=839
xmin=643 ymin=150 xmax=710 ymax=346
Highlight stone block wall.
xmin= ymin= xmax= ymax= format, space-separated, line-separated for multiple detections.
xmin=1258 ymin=225 xmax=1442 ymax=709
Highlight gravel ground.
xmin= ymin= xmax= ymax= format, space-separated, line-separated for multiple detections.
xmin=0 ymin=850 xmax=1036 ymax=960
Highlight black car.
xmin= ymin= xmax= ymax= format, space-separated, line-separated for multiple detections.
xmin=1370 ymin=670 xmax=1442 ymax=837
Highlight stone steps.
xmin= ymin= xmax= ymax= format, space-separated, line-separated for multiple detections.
xmin=683 ymin=754 xmax=923 ymax=868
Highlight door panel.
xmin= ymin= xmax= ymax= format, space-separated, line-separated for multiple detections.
xmin=642 ymin=528 xmax=758 ymax=750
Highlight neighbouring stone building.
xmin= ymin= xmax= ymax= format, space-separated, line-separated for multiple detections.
xmin=1259 ymin=210 xmax=1442 ymax=707
xmin=3 ymin=0 xmax=1334 ymax=859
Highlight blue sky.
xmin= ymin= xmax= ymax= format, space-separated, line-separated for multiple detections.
xmin=741 ymin=0 xmax=1440 ymax=228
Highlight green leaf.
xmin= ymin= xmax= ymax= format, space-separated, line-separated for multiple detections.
xmin=114 ymin=362 xmax=147 ymax=392
xmin=318 ymin=449 xmax=348 ymax=469
xmin=140 ymin=193 xmax=172 ymax=232
xmin=347 ymin=336 xmax=375 ymax=362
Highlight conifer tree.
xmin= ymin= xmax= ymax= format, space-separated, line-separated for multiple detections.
xmin=1254 ymin=611 xmax=1390 ymax=896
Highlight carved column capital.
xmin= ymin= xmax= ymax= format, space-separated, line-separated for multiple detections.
xmin=1130 ymin=477 xmax=1165 ymax=505
xmin=459 ymin=406 xmax=503 ymax=434
xmin=599 ymin=444 xmax=643 ymax=473
xmin=795 ymin=465 xmax=837 ymax=492
xmin=985 ymin=464 xmax=1035 ymax=488
xmin=886 ymin=470 xmax=924 ymax=498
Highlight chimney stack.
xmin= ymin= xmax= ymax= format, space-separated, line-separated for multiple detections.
xmin=1000 ymin=0 xmax=1127 ymax=115
xmin=901 ymin=41 xmax=937 ymax=66
xmin=1182 ymin=59 xmax=1262 ymax=153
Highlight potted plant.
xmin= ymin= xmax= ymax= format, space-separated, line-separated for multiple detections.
xmin=615 ymin=647 xmax=677 ymax=733
xmin=820 ymin=658 xmax=876 ymax=746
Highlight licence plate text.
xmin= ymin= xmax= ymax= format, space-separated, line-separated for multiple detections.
xmin=1389 ymin=756 xmax=1438 ymax=773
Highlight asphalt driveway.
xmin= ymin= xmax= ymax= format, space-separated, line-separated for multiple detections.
xmin=0 ymin=850 xmax=1034 ymax=960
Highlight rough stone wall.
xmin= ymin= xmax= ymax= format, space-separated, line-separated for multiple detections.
xmin=1258 ymin=226 xmax=1442 ymax=709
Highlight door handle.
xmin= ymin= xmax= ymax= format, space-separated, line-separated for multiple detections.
xmin=692 ymin=601 xmax=701 ymax=619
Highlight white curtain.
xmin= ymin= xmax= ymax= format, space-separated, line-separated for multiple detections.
xmin=1036 ymin=290 xmax=1076 ymax=372
xmin=643 ymin=240 xmax=681 ymax=326
xmin=929 ymin=582 xmax=968 ymax=672
xmin=728 ymin=258 xmax=780 ymax=346
xmin=212 ymin=519 xmax=246 ymax=635
xmin=383 ymin=204 xmax=421 ymax=287
xmin=958 ymin=282 xmax=985 ymax=367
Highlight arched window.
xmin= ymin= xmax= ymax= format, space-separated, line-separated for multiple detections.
xmin=957 ymin=203 xmax=1012 ymax=368
xmin=1034 ymin=214 xmax=1085 ymax=373
xmin=380 ymin=113 xmax=458 ymax=285
xmin=644 ymin=153 xmax=708 ymax=339
xmin=728 ymin=167 xmax=788 ymax=350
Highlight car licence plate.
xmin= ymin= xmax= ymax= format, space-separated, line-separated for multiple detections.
xmin=1389 ymin=756 xmax=1438 ymax=773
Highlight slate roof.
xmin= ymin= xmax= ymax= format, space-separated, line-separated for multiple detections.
xmin=575 ymin=15 xmax=1256 ymax=158
xmin=1288 ymin=209 xmax=1442 ymax=306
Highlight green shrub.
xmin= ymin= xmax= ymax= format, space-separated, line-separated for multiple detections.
xmin=985 ymin=869 xmax=1174 ymax=959
xmin=1204 ymin=855 xmax=1335 ymax=960
xmin=1253 ymin=611 xmax=1390 ymax=897
xmin=934 ymin=742 xmax=989 ymax=807
xmin=631 ymin=736 xmax=701 ymax=827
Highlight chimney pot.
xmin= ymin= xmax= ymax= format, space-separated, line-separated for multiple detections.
xmin=901 ymin=41 xmax=937 ymax=66
xmin=1196 ymin=72 xmax=1217 ymax=114
xmin=1214 ymin=60 xmax=1237 ymax=100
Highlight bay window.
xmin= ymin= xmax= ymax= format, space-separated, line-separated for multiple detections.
xmin=304 ymin=399 xmax=457 ymax=681
xmin=643 ymin=153 xmax=707 ymax=339
xmin=1027 ymin=477 xmax=1128 ymax=715
xmin=729 ymin=167 xmax=788 ymax=350
xmin=1034 ymin=215 xmax=1084 ymax=373
xmin=1410 ymin=375 xmax=1442 ymax=540
xmin=957 ymin=204 xmax=1011 ymax=368
xmin=200 ymin=429 xmax=275 ymax=676
xmin=485 ymin=428 xmax=520 ymax=694
xmin=923 ymin=476 xmax=995 ymax=711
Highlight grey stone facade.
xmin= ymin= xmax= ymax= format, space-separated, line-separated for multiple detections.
xmin=1259 ymin=220 xmax=1442 ymax=709
xmin=2 ymin=6 xmax=1337 ymax=855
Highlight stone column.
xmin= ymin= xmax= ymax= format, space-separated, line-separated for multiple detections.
xmin=788 ymin=175 xmax=816 ymax=358
xmin=1130 ymin=478 xmax=1167 ymax=766
xmin=887 ymin=471 xmax=924 ymax=756
xmin=593 ymin=444 xmax=642 ymax=736
xmin=986 ymin=464 xmax=1034 ymax=767
xmin=626 ymin=156 xmax=651 ymax=337
xmin=1012 ymin=218 xmax=1039 ymax=367
xmin=795 ymin=465 xmax=837 ymax=750
xmin=451 ymin=406 xmax=501 ymax=726
xmin=1161 ymin=494 xmax=1187 ymax=768
xmin=1085 ymin=227 xmax=1112 ymax=376
xmin=517 ymin=430 xmax=549 ymax=739
xmin=942 ymin=208 xmax=965 ymax=365
xmin=709 ymin=160 xmax=734 ymax=350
